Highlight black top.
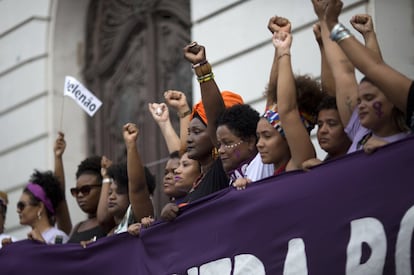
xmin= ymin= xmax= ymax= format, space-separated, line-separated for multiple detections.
xmin=184 ymin=158 xmax=229 ymax=203
xmin=67 ymin=224 xmax=108 ymax=243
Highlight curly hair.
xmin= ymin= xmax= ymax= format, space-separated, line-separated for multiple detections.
xmin=295 ymin=75 xmax=324 ymax=119
xmin=265 ymin=74 xmax=323 ymax=118
xmin=217 ymin=104 xmax=260 ymax=141
xmin=107 ymin=163 xmax=156 ymax=196
xmin=25 ymin=170 xmax=63 ymax=225
xmin=76 ymin=156 xmax=102 ymax=182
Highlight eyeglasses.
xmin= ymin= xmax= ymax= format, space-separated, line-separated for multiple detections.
xmin=17 ymin=201 xmax=35 ymax=212
xmin=70 ymin=184 xmax=101 ymax=197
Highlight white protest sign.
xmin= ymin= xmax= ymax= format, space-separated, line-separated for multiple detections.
xmin=64 ymin=76 xmax=102 ymax=117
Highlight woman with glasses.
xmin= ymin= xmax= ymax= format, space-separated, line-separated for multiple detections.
xmin=53 ymin=133 xmax=111 ymax=243
xmin=160 ymin=43 xmax=274 ymax=221
xmin=73 ymin=156 xmax=112 ymax=243
xmin=66 ymin=155 xmax=111 ymax=243
xmin=16 ymin=170 xmax=68 ymax=244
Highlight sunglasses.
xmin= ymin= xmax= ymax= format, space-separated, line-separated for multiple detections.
xmin=17 ymin=201 xmax=36 ymax=212
xmin=70 ymin=184 xmax=101 ymax=197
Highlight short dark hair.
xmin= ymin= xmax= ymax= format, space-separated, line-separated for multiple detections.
xmin=107 ymin=163 xmax=128 ymax=194
xmin=107 ymin=163 xmax=156 ymax=196
xmin=317 ymin=94 xmax=337 ymax=114
xmin=76 ymin=156 xmax=102 ymax=182
xmin=169 ymin=151 xmax=180 ymax=159
xmin=217 ymin=104 xmax=260 ymax=140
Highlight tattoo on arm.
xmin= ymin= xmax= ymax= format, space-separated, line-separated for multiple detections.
xmin=346 ymin=98 xmax=354 ymax=115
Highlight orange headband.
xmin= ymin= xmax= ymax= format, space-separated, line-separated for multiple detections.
xmin=191 ymin=90 xmax=244 ymax=125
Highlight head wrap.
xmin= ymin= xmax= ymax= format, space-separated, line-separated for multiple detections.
xmin=26 ymin=182 xmax=55 ymax=214
xmin=262 ymin=105 xmax=285 ymax=136
xmin=262 ymin=104 xmax=315 ymax=136
xmin=191 ymin=90 xmax=244 ymax=125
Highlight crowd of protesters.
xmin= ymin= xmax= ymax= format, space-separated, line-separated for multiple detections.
xmin=1 ymin=0 xmax=413 ymax=247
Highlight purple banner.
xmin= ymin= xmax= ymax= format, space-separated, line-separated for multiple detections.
xmin=1 ymin=136 xmax=414 ymax=274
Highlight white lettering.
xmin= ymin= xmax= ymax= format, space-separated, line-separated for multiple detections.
xmin=233 ymin=254 xmax=265 ymax=274
xmin=283 ymin=238 xmax=308 ymax=275
xmin=396 ymin=205 xmax=414 ymax=275
xmin=187 ymin=267 xmax=198 ymax=275
xmin=346 ymin=217 xmax=386 ymax=275
xmin=199 ymin=258 xmax=231 ymax=275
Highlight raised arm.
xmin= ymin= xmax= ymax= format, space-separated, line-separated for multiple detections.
xmin=312 ymin=0 xmax=359 ymax=126
xmin=164 ymin=90 xmax=192 ymax=154
xmin=53 ymin=132 xmax=72 ymax=235
xmin=350 ymin=14 xmax=383 ymax=61
xmin=265 ymin=16 xmax=292 ymax=107
xmin=313 ymin=22 xmax=335 ymax=96
xmin=148 ymin=102 xmax=180 ymax=153
xmin=324 ymin=0 xmax=411 ymax=114
xmin=183 ymin=42 xmax=225 ymax=146
xmin=274 ymin=31 xmax=316 ymax=170
xmin=123 ymin=123 xmax=154 ymax=222
xmin=96 ymin=156 xmax=115 ymax=228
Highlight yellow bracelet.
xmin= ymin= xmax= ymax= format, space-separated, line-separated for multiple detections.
xmin=197 ymin=72 xmax=215 ymax=83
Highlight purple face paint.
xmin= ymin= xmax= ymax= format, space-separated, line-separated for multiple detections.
xmin=234 ymin=149 xmax=241 ymax=159
xmin=373 ymin=101 xmax=383 ymax=118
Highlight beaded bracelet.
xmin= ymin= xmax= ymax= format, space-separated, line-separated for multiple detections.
xmin=194 ymin=62 xmax=212 ymax=77
xmin=197 ymin=72 xmax=214 ymax=83
xmin=178 ymin=109 xmax=192 ymax=118
xmin=192 ymin=60 xmax=208 ymax=69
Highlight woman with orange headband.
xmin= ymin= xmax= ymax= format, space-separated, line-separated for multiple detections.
xmin=160 ymin=42 xmax=274 ymax=220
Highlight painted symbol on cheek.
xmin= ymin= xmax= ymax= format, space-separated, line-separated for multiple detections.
xmin=373 ymin=101 xmax=383 ymax=118
xmin=234 ymin=149 xmax=240 ymax=159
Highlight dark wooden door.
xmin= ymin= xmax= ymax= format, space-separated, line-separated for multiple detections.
xmin=83 ymin=0 xmax=192 ymax=216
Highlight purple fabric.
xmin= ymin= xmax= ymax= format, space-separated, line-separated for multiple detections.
xmin=345 ymin=108 xmax=370 ymax=153
xmin=26 ymin=182 xmax=55 ymax=214
xmin=1 ymin=136 xmax=414 ymax=274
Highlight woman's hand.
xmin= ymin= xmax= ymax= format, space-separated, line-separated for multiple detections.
xmin=160 ymin=203 xmax=179 ymax=221
xmin=148 ymin=102 xmax=169 ymax=123
xmin=232 ymin=178 xmax=252 ymax=190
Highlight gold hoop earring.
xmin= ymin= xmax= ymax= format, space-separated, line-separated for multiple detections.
xmin=211 ymin=147 xmax=219 ymax=159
